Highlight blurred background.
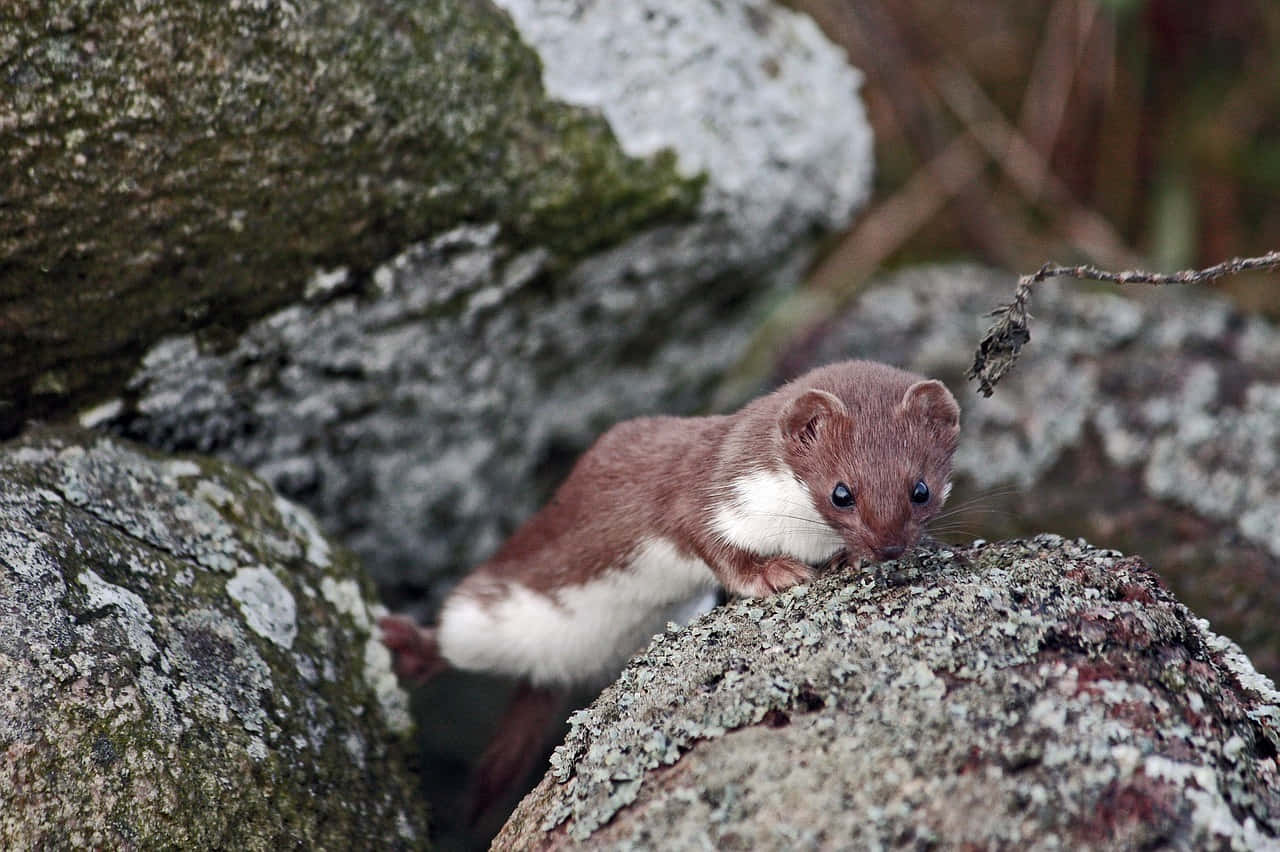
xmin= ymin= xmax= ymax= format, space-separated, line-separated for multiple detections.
xmin=782 ymin=0 xmax=1280 ymax=314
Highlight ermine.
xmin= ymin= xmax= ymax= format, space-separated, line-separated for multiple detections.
xmin=380 ymin=360 xmax=960 ymax=816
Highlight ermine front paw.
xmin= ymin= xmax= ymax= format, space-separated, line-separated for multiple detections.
xmin=378 ymin=614 xmax=445 ymax=683
xmin=820 ymin=550 xmax=853 ymax=572
xmin=734 ymin=557 xmax=815 ymax=597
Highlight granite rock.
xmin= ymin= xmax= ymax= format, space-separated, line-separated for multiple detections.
xmin=498 ymin=537 xmax=1280 ymax=850
xmin=0 ymin=427 xmax=425 ymax=849
xmin=1 ymin=0 xmax=700 ymax=431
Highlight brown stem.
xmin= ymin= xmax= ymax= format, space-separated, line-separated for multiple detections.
xmin=967 ymin=251 xmax=1280 ymax=397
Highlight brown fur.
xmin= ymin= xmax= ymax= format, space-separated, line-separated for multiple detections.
xmin=383 ymin=359 xmax=960 ymax=658
xmin=763 ymin=361 xmax=960 ymax=564
xmin=441 ymin=361 xmax=958 ymax=599
xmin=379 ymin=360 xmax=960 ymax=817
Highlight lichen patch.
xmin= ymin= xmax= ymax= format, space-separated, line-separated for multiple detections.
xmin=77 ymin=569 xmax=159 ymax=664
xmin=226 ymin=566 xmax=298 ymax=650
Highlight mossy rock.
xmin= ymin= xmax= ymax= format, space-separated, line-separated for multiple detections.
xmin=0 ymin=0 xmax=700 ymax=430
xmin=0 ymin=427 xmax=427 ymax=848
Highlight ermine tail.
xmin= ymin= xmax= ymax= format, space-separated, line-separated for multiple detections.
xmin=378 ymin=614 xmax=448 ymax=683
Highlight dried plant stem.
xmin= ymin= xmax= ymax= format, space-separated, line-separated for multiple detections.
xmin=968 ymin=251 xmax=1280 ymax=397
xmin=930 ymin=62 xmax=1140 ymax=271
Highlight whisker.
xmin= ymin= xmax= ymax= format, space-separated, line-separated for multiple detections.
xmin=770 ymin=512 xmax=833 ymax=523
xmin=927 ymin=522 xmax=984 ymax=533
xmin=952 ymin=483 xmax=1022 ymax=496
xmin=763 ymin=498 xmax=827 ymax=512
xmin=938 ymin=492 xmax=1021 ymax=513
xmin=928 ymin=520 xmax=996 ymax=533
xmin=937 ymin=506 xmax=1018 ymax=514
xmin=941 ymin=501 xmax=1020 ymax=510
xmin=727 ymin=519 xmax=842 ymax=539
xmin=927 ymin=519 xmax=989 ymax=532
xmin=737 ymin=511 xmax=834 ymax=528
xmin=927 ymin=532 xmax=976 ymax=542
xmin=933 ymin=503 xmax=1019 ymax=518
xmin=944 ymin=484 xmax=1021 ymax=500
xmin=927 ymin=522 xmax=986 ymax=535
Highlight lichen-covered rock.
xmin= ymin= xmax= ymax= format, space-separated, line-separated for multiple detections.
xmin=497 ymin=537 xmax=1280 ymax=850
xmin=88 ymin=0 xmax=872 ymax=599
xmin=0 ymin=428 xmax=426 ymax=849
xmin=781 ymin=263 xmax=1280 ymax=678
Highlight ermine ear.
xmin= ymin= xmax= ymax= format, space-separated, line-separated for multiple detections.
xmin=779 ymin=389 xmax=848 ymax=446
xmin=899 ymin=380 xmax=960 ymax=431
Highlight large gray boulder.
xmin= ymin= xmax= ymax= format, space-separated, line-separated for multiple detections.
xmin=783 ymin=264 xmax=1280 ymax=678
xmin=498 ymin=537 xmax=1280 ymax=849
xmin=4 ymin=0 xmax=872 ymax=600
xmin=2 ymin=0 xmax=698 ymax=430
xmin=0 ymin=428 xmax=425 ymax=848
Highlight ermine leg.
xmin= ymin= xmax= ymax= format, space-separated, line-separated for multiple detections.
xmin=757 ymin=556 xmax=816 ymax=593
xmin=713 ymin=550 xmax=816 ymax=598
xmin=378 ymin=614 xmax=448 ymax=684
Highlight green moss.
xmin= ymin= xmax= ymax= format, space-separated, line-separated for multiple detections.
xmin=0 ymin=0 xmax=703 ymax=430
xmin=1158 ymin=664 xmax=1189 ymax=693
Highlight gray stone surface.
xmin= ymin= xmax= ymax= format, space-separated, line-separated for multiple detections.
xmin=0 ymin=428 xmax=425 ymax=849
xmin=498 ymin=537 xmax=1280 ymax=849
xmin=782 ymin=264 xmax=1280 ymax=676
xmin=98 ymin=0 xmax=873 ymax=600
xmin=495 ymin=0 xmax=870 ymax=244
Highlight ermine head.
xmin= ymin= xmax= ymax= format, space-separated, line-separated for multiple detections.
xmin=778 ymin=362 xmax=961 ymax=565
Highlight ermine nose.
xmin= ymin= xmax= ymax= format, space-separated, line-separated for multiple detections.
xmin=876 ymin=544 xmax=905 ymax=561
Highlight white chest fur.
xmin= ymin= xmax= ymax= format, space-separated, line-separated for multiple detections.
xmin=709 ymin=468 xmax=844 ymax=565
xmin=436 ymin=538 xmax=718 ymax=686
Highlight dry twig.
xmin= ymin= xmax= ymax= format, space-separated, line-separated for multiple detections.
xmin=807 ymin=133 xmax=990 ymax=295
xmin=1017 ymin=0 xmax=1101 ymax=192
xmin=968 ymin=251 xmax=1280 ymax=397
xmin=929 ymin=61 xmax=1140 ymax=270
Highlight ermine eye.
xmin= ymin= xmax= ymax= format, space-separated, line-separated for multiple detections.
xmin=831 ymin=483 xmax=854 ymax=508
xmin=910 ymin=480 xmax=930 ymax=504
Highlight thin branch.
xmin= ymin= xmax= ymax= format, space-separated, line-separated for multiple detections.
xmin=967 ymin=251 xmax=1280 ymax=397
xmin=1017 ymin=0 xmax=1100 ymax=189
xmin=807 ymin=133 xmax=990 ymax=295
xmin=929 ymin=60 xmax=1141 ymax=270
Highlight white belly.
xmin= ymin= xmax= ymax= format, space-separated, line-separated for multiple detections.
xmin=437 ymin=538 xmax=718 ymax=686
